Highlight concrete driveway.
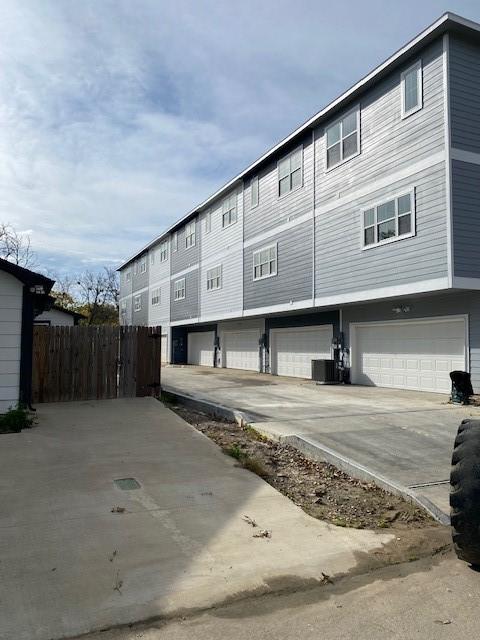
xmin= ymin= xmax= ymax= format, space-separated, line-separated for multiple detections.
xmin=163 ymin=366 xmax=480 ymax=519
xmin=0 ymin=398 xmax=391 ymax=640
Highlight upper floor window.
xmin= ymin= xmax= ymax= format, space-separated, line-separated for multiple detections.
xmin=139 ymin=256 xmax=147 ymax=274
xmin=185 ymin=221 xmax=196 ymax=248
xmin=401 ymin=60 xmax=422 ymax=118
xmin=253 ymin=244 xmax=277 ymax=281
xmin=251 ymin=176 xmax=259 ymax=208
xmin=172 ymin=232 xmax=178 ymax=252
xmin=205 ymin=211 xmax=212 ymax=234
xmin=174 ymin=278 xmax=186 ymax=301
xmin=133 ymin=261 xmax=138 ymax=276
xmin=207 ymin=265 xmax=222 ymax=291
xmin=160 ymin=241 xmax=168 ymax=262
xmin=362 ymin=189 xmax=415 ymax=249
xmin=134 ymin=294 xmax=142 ymax=312
xmin=222 ymin=193 xmax=237 ymax=227
xmin=150 ymin=251 xmax=155 ymax=266
xmin=120 ymin=300 xmax=127 ymax=321
xmin=326 ymin=107 xmax=360 ymax=170
xmin=278 ymin=148 xmax=302 ymax=196
xmin=125 ymin=269 xmax=131 ymax=283
xmin=151 ymin=287 xmax=160 ymax=306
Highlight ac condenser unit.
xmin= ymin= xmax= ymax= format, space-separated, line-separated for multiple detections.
xmin=311 ymin=359 xmax=337 ymax=384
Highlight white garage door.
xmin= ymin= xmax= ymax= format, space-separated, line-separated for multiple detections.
xmin=271 ymin=326 xmax=333 ymax=379
xmin=222 ymin=330 xmax=260 ymax=371
xmin=161 ymin=335 xmax=168 ymax=363
xmin=351 ymin=316 xmax=467 ymax=393
xmin=188 ymin=331 xmax=215 ymax=367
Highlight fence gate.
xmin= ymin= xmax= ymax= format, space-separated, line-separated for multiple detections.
xmin=32 ymin=325 xmax=161 ymax=403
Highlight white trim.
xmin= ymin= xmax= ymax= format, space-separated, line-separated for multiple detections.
xmin=149 ymin=274 xmax=171 ymax=288
xmin=133 ymin=294 xmax=142 ymax=312
xmin=172 ymin=232 xmax=178 ymax=252
xmin=200 ymin=310 xmax=241 ymax=323
xmin=206 ymin=264 xmax=222 ymax=291
xmin=185 ymin=220 xmax=196 ymax=249
xmin=315 ymin=151 xmax=445 ymax=217
xmin=244 ymin=211 xmax=312 ymax=249
xmin=270 ymin=324 xmax=334 ymax=377
xmin=243 ymin=298 xmax=314 ymax=317
xmin=453 ymin=277 xmax=480 ymax=290
xmin=451 ymin=147 xmax=480 ymax=165
xmin=151 ymin=287 xmax=161 ymax=306
xmin=130 ymin=285 xmax=149 ymax=296
xmin=120 ymin=13 xmax=474 ymax=270
xmin=400 ymin=59 xmax=423 ymax=119
xmin=349 ymin=314 xmax=469 ymax=388
xmin=361 ymin=187 xmax=416 ymax=250
xmin=170 ymin=317 xmax=200 ymax=327
xmin=173 ymin=277 xmax=186 ymax=301
xmin=314 ymin=277 xmax=449 ymax=307
xmin=251 ymin=175 xmax=259 ymax=209
xmin=277 ymin=145 xmax=304 ymax=198
xmin=325 ymin=105 xmax=361 ymax=172
xmin=252 ymin=243 xmax=278 ymax=281
xmin=443 ymin=34 xmax=454 ymax=289
xmin=170 ymin=263 xmax=199 ymax=279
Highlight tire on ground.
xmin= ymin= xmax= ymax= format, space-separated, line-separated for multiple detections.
xmin=450 ymin=419 xmax=480 ymax=565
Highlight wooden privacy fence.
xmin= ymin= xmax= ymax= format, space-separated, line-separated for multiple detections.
xmin=32 ymin=325 xmax=161 ymax=403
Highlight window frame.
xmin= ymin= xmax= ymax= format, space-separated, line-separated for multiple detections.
xmin=150 ymin=251 xmax=155 ymax=266
xmin=172 ymin=232 xmax=178 ymax=252
xmin=325 ymin=105 xmax=361 ymax=172
xmin=401 ymin=60 xmax=423 ymax=119
xmin=206 ymin=264 xmax=222 ymax=291
xmin=277 ymin=146 xmax=303 ymax=198
xmin=159 ymin=241 xmax=168 ymax=262
xmin=174 ymin=277 xmax=186 ymax=301
xmin=133 ymin=294 xmax=142 ymax=312
xmin=252 ymin=243 xmax=278 ymax=282
xmin=139 ymin=256 xmax=147 ymax=274
xmin=251 ymin=176 xmax=259 ymax=208
xmin=185 ymin=221 xmax=196 ymax=249
xmin=125 ymin=269 xmax=131 ymax=283
xmin=222 ymin=193 xmax=237 ymax=228
xmin=151 ymin=287 xmax=161 ymax=306
xmin=205 ymin=211 xmax=212 ymax=234
xmin=361 ymin=187 xmax=416 ymax=251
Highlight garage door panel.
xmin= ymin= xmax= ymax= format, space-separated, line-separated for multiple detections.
xmin=223 ymin=331 xmax=260 ymax=371
xmin=188 ymin=331 xmax=215 ymax=367
xmin=272 ymin=326 xmax=333 ymax=379
xmin=353 ymin=317 xmax=466 ymax=393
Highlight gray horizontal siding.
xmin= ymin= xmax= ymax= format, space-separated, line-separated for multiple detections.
xmin=243 ymin=220 xmax=313 ymax=310
xmin=171 ymin=219 xmax=200 ymax=275
xmin=315 ymin=38 xmax=445 ymax=208
xmin=131 ymin=290 xmax=148 ymax=326
xmin=119 ymin=270 xmax=132 ymax=301
xmin=132 ymin=253 xmax=149 ymax=293
xmin=243 ymin=134 xmax=314 ymax=240
xmin=450 ymin=34 xmax=480 ymax=154
xmin=452 ymin=159 xmax=480 ymax=278
xmin=170 ymin=269 xmax=199 ymax=322
xmin=315 ymin=163 xmax=448 ymax=297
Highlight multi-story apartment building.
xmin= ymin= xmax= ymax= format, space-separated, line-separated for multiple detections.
xmin=119 ymin=13 xmax=480 ymax=394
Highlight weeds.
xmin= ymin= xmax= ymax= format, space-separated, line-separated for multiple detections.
xmin=225 ymin=443 xmax=269 ymax=478
xmin=0 ymin=405 xmax=35 ymax=434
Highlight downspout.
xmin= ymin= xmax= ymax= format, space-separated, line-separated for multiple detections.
xmin=312 ymin=128 xmax=316 ymax=306
xmin=19 ymin=286 xmax=35 ymax=410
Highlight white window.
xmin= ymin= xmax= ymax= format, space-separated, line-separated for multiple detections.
xmin=401 ymin=60 xmax=422 ymax=118
xmin=278 ymin=148 xmax=302 ymax=196
xmin=150 ymin=251 xmax=155 ymax=266
xmin=125 ymin=269 xmax=131 ymax=283
xmin=326 ymin=107 xmax=360 ymax=170
xmin=253 ymin=244 xmax=277 ymax=281
xmin=172 ymin=232 xmax=178 ymax=252
xmin=140 ymin=256 xmax=147 ymax=273
xmin=251 ymin=176 xmax=259 ymax=208
xmin=207 ymin=265 xmax=222 ymax=291
xmin=160 ymin=241 xmax=168 ymax=262
xmin=174 ymin=278 xmax=186 ymax=301
xmin=205 ymin=211 xmax=212 ymax=233
xmin=134 ymin=294 xmax=142 ymax=312
xmin=185 ymin=221 xmax=196 ymax=248
xmin=133 ymin=261 xmax=138 ymax=275
xmin=151 ymin=287 xmax=160 ymax=306
xmin=121 ymin=300 xmax=127 ymax=321
xmin=222 ymin=193 xmax=237 ymax=227
xmin=362 ymin=189 xmax=415 ymax=249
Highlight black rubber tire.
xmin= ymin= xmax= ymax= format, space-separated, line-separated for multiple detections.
xmin=450 ymin=419 xmax=480 ymax=565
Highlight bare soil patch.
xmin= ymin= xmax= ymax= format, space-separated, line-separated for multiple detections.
xmin=170 ymin=405 xmax=436 ymax=532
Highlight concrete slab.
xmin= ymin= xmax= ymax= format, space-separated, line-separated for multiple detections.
xmin=0 ymin=398 xmax=392 ymax=640
xmin=163 ymin=366 xmax=480 ymax=520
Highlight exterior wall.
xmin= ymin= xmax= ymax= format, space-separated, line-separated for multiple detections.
xmin=244 ymin=219 xmax=313 ymax=310
xmin=120 ymin=296 xmax=132 ymax=326
xmin=451 ymin=160 xmax=480 ymax=279
xmin=450 ymin=34 xmax=480 ymax=154
xmin=35 ymin=308 xmax=75 ymax=326
xmin=200 ymin=188 xmax=243 ymax=321
xmin=243 ymin=133 xmax=314 ymax=240
xmin=170 ymin=268 xmax=199 ymax=322
xmin=341 ymin=291 xmax=480 ymax=391
xmin=131 ymin=290 xmax=148 ymax=326
xmin=170 ymin=218 xmax=200 ymax=275
xmin=0 ymin=270 xmax=22 ymax=413
xmin=148 ymin=238 xmax=171 ymax=330
xmin=132 ymin=253 xmax=149 ymax=293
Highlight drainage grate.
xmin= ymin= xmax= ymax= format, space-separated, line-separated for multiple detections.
xmin=114 ymin=477 xmax=141 ymax=490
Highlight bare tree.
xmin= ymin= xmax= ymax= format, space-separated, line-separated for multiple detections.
xmin=76 ymin=268 xmax=119 ymax=325
xmin=0 ymin=223 xmax=36 ymax=268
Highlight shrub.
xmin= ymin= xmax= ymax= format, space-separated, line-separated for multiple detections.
xmin=0 ymin=405 xmax=35 ymax=434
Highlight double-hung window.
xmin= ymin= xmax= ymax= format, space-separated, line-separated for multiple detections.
xmin=174 ymin=278 xmax=186 ymax=301
xmin=278 ymin=148 xmax=302 ymax=196
xmin=253 ymin=244 xmax=277 ymax=281
xmin=363 ymin=190 xmax=415 ymax=248
xmin=205 ymin=211 xmax=212 ymax=233
xmin=160 ymin=241 xmax=168 ymax=262
xmin=150 ymin=251 xmax=155 ymax=266
xmin=206 ymin=265 xmax=222 ymax=291
xmin=172 ymin=232 xmax=178 ymax=252
xmin=326 ymin=107 xmax=360 ymax=169
xmin=222 ymin=194 xmax=237 ymax=227
xmin=185 ymin=221 xmax=196 ymax=248
xmin=151 ymin=287 xmax=160 ymax=306
xmin=134 ymin=294 xmax=142 ymax=312
xmin=251 ymin=176 xmax=259 ymax=208
xmin=120 ymin=299 xmax=127 ymax=319
xmin=125 ymin=269 xmax=131 ymax=283
xmin=140 ymin=256 xmax=147 ymax=274
xmin=401 ymin=60 xmax=422 ymax=118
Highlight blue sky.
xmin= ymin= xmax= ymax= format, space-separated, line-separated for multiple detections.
xmin=1 ymin=0 xmax=480 ymax=276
